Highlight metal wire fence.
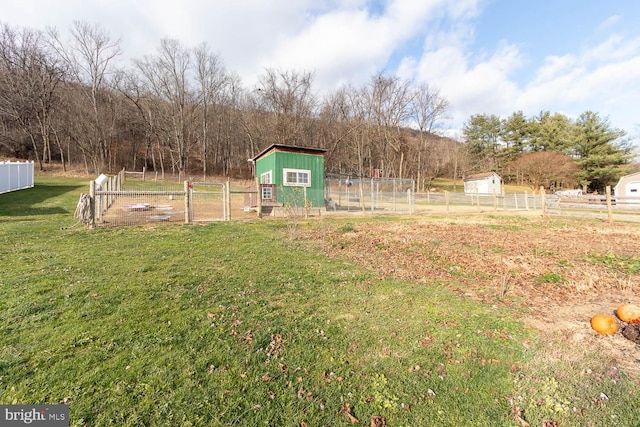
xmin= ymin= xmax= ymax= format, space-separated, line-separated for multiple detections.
xmin=91 ymin=171 xmax=259 ymax=227
xmin=93 ymin=172 xmax=188 ymax=227
xmin=324 ymin=175 xmax=415 ymax=214
xmin=413 ymin=191 xmax=544 ymax=212
xmin=88 ymin=170 xmax=640 ymax=226
xmin=546 ymin=192 xmax=640 ymax=222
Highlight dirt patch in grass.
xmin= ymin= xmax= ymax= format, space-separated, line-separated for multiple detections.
xmin=300 ymin=212 xmax=640 ymax=376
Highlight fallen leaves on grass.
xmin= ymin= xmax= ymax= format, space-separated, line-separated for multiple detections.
xmin=266 ymin=334 xmax=284 ymax=358
xmin=511 ymin=406 xmax=530 ymax=427
xmin=301 ymin=220 xmax=640 ymax=313
xmin=299 ymin=219 xmax=640 ymax=374
xmin=341 ymin=402 xmax=359 ymax=424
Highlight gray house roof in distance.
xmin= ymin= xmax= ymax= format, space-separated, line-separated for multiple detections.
xmin=250 ymin=144 xmax=327 ymax=162
xmin=464 ymin=172 xmax=501 ymax=182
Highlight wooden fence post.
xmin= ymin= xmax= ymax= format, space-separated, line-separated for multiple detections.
xmin=359 ymin=178 xmax=365 ymax=212
xmin=226 ymin=177 xmax=231 ymax=221
xmin=256 ymin=177 xmax=262 ymax=219
xmin=108 ymin=175 xmax=114 ymax=209
xmin=89 ymin=180 xmax=96 ymax=228
xmin=372 ymin=179 xmax=376 ymax=213
xmin=606 ymin=185 xmax=613 ymax=224
xmin=445 ymin=190 xmax=450 ymax=213
xmin=221 ymin=183 xmax=226 ymax=221
xmin=540 ymin=186 xmax=546 ymax=217
xmin=184 ymin=181 xmax=190 ymax=223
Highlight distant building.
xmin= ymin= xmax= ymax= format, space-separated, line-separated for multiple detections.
xmin=464 ymin=172 xmax=502 ymax=195
xmin=613 ymin=172 xmax=640 ymax=204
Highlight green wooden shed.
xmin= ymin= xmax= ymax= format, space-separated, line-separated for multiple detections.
xmin=249 ymin=144 xmax=327 ymax=210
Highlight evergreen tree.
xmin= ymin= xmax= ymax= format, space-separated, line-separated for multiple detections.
xmin=462 ymin=113 xmax=503 ymax=172
xmin=530 ymin=111 xmax=574 ymax=152
xmin=572 ymin=111 xmax=631 ymax=191
xmin=501 ymin=111 xmax=530 ymax=162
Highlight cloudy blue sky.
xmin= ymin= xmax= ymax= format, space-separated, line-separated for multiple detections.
xmin=2 ymin=0 xmax=639 ymax=139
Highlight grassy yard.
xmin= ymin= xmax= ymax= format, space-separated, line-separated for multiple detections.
xmin=0 ymin=177 xmax=638 ymax=426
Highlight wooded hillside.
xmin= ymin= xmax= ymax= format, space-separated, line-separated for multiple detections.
xmin=1 ymin=22 xmax=634 ymax=192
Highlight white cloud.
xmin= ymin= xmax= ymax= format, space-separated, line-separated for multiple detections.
xmin=596 ymin=15 xmax=621 ymax=32
xmin=411 ymin=40 xmax=523 ymax=126
xmin=255 ymin=0 xmax=448 ymax=91
xmin=531 ymin=54 xmax=579 ymax=84
xmin=402 ymin=6 xmax=640 ymax=134
xmin=261 ymin=9 xmax=389 ymax=89
xmin=515 ymin=34 xmax=640 ymax=130
xmin=120 ymin=0 xmax=450 ymax=89
xmin=581 ymin=34 xmax=640 ymax=63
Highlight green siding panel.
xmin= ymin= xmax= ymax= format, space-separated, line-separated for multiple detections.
xmin=255 ymin=151 xmax=325 ymax=207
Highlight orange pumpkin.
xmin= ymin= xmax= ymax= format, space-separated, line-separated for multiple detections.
xmin=616 ymin=303 xmax=640 ymax=324
xmin=591 ymin=314 xmax=618 ymax=335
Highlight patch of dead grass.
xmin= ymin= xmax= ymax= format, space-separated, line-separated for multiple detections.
xmin=300 ymin=214 xmax=640 ymax=376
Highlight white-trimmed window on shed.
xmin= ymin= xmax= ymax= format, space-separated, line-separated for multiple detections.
xmin=261 ymin=170 xmax=272 ymax=184
xmin=283 ymin=168 xmax=311 ymax=187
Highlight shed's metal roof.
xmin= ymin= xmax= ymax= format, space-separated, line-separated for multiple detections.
xmin=250 ymin=144 xmax=327 ymax=162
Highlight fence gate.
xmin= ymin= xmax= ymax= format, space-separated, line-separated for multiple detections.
xmin=189 ymin=182 xmax=226 ymax=222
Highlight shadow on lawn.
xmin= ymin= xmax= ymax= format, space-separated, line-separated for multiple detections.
xmin=0 ymin=184 xmax=82 ymax=217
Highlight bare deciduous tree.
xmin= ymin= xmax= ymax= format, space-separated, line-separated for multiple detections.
xmin=134 ymin=38 xmax=195 ymax=176
xmin=506 ymin=151 xmax=579 ymax=191
xmin=318 ymin=87 xmax=366 ymax=174
xmin=194 ymin=42 xmax=229 ymax=177
xmin=255 ymin=68 xmax=317 ymax=146
xmin=0 ymin=24 xmax=65 ymax=169
xmin=366 ymin=72 xmax=414 ymax=178
xmin=410 ymin=83 xmax=450 ymax=190
xmin=48 ymin=21 xmax=122 ymax=172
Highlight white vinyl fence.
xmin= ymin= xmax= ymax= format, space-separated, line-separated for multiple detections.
xmin=0 ymin=161 xmax=34 ymax=194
